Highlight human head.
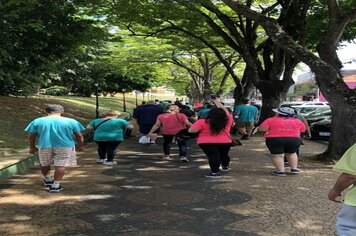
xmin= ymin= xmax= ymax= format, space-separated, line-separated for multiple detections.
xmin=106 ymin=110 xmax=121 ymax=117
xmin=45 ymin=104 xmax=64 ymax=114
xmin=168 ymin=104 xmax=180 ymax=113
xmin=206 ymin=107 xmax=229 ymax=135
xmin=242 ymin=99 xmax=250 ymax=104
xmin=272 ymin=107 xmax=295 ymax=117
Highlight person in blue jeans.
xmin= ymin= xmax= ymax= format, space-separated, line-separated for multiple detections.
xmin=87 ymin=110 xmax=134 ymax=166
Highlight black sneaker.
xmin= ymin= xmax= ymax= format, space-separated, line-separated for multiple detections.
xmin=241 ymin=135 xmax=250 ymax=140
xmin=291 ymin=168 xmax=301 ymax=174
xmin=43 ymin=179 xmax=54 ymax=186
xmin=221 ymin=166 xmax=229 ymax=172
xmin=49 ymin=185 xmax=63 ymax=193
xmin=272 ymin=171 xmax=287 ymax=177
xmin=205 ymin=172 xmax=221 ymax=179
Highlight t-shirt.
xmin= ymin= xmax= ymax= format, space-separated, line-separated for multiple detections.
xmin=333 ymin=143 xmax=356 ymax=206
xmin=191 ymin=112 xmax=233 ymax=144
xmin=157 ymin=113 xmax=187 ymax=135
xmin=259 ymin=116 xmax=306 ymax=138
xmin=235 ymin=104 xmax=259 ymax=123
xmin=24 ymin=116 xmax=85 ymax=148
xmin=88 ymin=118 xmax=129 ymax=141
xmin=133 ymin=105 xmax=163 ymax=125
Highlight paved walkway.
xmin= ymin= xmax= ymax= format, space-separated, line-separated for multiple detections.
xmin=0 ymin=135 xmax=340 ymax=235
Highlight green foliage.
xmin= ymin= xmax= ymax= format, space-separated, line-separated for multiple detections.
xmin=44 ymin=86 xmax=70 ymax=96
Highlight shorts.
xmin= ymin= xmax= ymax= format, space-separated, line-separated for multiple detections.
xmin=38 ymin=147 xmax=77 ymax=167
xmin=265 ymin=137 xmax=301 ymax=154
xmin=139 ymin=124 xmax=159 ymax=134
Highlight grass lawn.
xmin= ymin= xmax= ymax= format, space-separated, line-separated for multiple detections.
xmin=0 ymin=95 xmax=139 ymax=151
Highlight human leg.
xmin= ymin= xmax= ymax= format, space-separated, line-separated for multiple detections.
xmin=106 ymin=141 xmax=121 ymax=162
xmin=285 ymin=153 xmax=298 ymax=170
xmin=236 ymin=122 xmax=247 ymax=135
xmin=199 ymin=144 xmax=221 ymax=173
xmin=96 ymin=141 xmax=108 ymax=161
xmin=271 ymin=154 xmax=286 ymax=172
xmin=163 ymin=135 xmax=174 ymax=157
xmin=245 ymin=122 xmax=254 ymax=137
xmin=38 ymin=148 xmax=55 ymax=185
xmin=336 ymin=204 xmax=356 ymax=236
xmin=218 ymin=143 xmax=231 ymax=169
xmin=177 ymin=138 xmax=187 ymax=161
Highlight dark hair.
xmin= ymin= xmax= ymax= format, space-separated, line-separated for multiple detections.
xmin=206 ymin=108 xmax=229 ymax=135
xmin=242 ymin=99 xmax=250 ymax=104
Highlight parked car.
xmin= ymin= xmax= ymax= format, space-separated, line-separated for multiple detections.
xmin=293 ymin=105 xmax=330 ymax=115
xmin=281 ymin=101 xmax=305 ymax=107
xmin=305 ymin=109 xmax=332 ymax=124
xmin=310 ymin=118 xmax=331 ymax=140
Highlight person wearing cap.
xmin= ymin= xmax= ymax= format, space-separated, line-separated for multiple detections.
xmin=87 ymin=110 xmax=133 ymax=166
xmin=258 ymin=107 xmax=306 ymax=176
xmin=24 ymin=104 xmax=85 ymax=193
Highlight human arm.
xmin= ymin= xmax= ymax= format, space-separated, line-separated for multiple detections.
xmin=147 ymin=120 xmax=162 ymax=136
xmin=302 ymin=117 xmax=311 ymax=138
xmin=328 ymin=173 xmax=356 ymax=203
xmin=258 ymin=119 xmax=269 ymax=132
xmin=28 ymin=133 xmax=38 ymax=154
xmin=74 ymin=132 xmax=84 ymax=151
xmin=212 ymin=99 xmax=228 ymax=113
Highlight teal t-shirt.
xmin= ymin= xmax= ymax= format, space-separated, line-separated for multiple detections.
xmin=235 ymin=105 xmax=259 ymax=123
xmin=333 ymin=143 xmax=356 ymax=206
xmin=24 ymin=116 xmax=85 ymax=148
xmin=88 ymin=118 xmax=129 ymax=141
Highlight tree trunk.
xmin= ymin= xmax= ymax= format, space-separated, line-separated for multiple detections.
xmin=258 ymin=80 xmax=289 ymax=123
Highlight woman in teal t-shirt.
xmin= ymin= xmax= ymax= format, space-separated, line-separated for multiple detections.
xmin=87 ymin=110 xmax=133 ymax=165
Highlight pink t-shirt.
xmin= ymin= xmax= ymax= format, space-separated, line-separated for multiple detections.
xmin=191 ymin=112 xmax=233 ymax=144
xmin=157 ymin=113 xmax=188 ymax=135
xmin=259 ymin=116 xmax=306 ymax=138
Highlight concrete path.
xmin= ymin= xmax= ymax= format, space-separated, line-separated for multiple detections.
xmin=0 ymin=135 xmax=340 ymax=235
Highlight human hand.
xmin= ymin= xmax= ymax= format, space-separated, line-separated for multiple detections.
xmin=76 ymin=146 xmax=84 ymax=152
xmin=328 ymin=189 xmax=342 ymax=203
xmin=29 ymin=147 xmax=38 ymax=155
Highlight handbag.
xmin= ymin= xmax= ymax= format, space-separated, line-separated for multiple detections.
xmin=175 ymin=114 xmax=198 ymax=141
xmin=85 ymin=118 xmax=112 ymax=142
xmin=223 ymin=130 xmax=242 ymax=147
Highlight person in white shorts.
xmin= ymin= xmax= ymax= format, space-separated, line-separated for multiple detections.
xmin=24 ymin=104 xmax=85 ymax=193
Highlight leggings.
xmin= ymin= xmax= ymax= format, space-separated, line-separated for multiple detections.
xmin=199 ymin=143 xmax=231 ymax=173
xmin=96 ymin=141 xmax=121 ymax=161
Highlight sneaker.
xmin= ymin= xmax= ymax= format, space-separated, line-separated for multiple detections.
xmin=43 ymin=179 xmax=54 ymax=186
xmin=96 ymin=159 xmax=105 ymax=164
xmin=162 ymin=156 xmax=173 ymax=160
xmin=221 ymin=166 xmax=229 ymax=172
xmin=49 ymin=185 xmax=63 ymax=193
xmin=104 ymin=160 xmax=117 ymax=166
xmin=150 ymin=143 xmax=159 ymax=146
xmin=241 ymin=135 xmax=250 ymax=140
xmin=205 ymin=172 xmax=221 ymax=179
xmin=291 ymin=168 xmax=301 ymax=174
xmin=180 ymin=156 xmax=189 ymax=163
xmin=272 ymin=171 xmax=287 ymax=177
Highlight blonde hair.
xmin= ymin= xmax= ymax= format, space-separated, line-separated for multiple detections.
xmin=106 ymin=110 xmax=121 ymax=117
xmin=168 ymin=105 xmax=179 ymax=111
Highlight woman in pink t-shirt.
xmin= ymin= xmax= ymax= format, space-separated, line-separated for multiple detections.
xmin=258 ymin=107 xmax=306 ymax=176
xmin=148 ymin=104 xmax=192 ymax=162
xmin=188 ymin=99 xmax=234 ymax=178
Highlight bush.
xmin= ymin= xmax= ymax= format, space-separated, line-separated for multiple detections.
xmin=44 ymin=86 xmax=70 ymax=96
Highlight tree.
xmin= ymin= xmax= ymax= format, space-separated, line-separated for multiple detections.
xmin=222 ymin=0 xmax=356 ymax=159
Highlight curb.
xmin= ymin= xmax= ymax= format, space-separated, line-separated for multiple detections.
xmin=0 ymin=155 xmax=39 ymax=181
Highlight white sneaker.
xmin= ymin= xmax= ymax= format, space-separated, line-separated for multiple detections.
xmin=163 ymin=156 xmax=173 ymax=161
xmin=96 ymin=159 xmax=105 ymax=164
xmin=180 ymin=156 xmax=188 ymax=163
xmin=104 ymin=160 xmax=117 ymax=166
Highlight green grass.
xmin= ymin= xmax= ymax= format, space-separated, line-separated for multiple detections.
xmin=0 ymin=95 xmax=139 ymax=151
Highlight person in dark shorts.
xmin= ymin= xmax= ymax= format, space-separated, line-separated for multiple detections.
xmin=258 ymin=107 xmax=306 ymax=176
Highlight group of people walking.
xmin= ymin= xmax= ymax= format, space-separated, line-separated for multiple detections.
xmin=24 ymin=99 xmax=311 ymax=192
